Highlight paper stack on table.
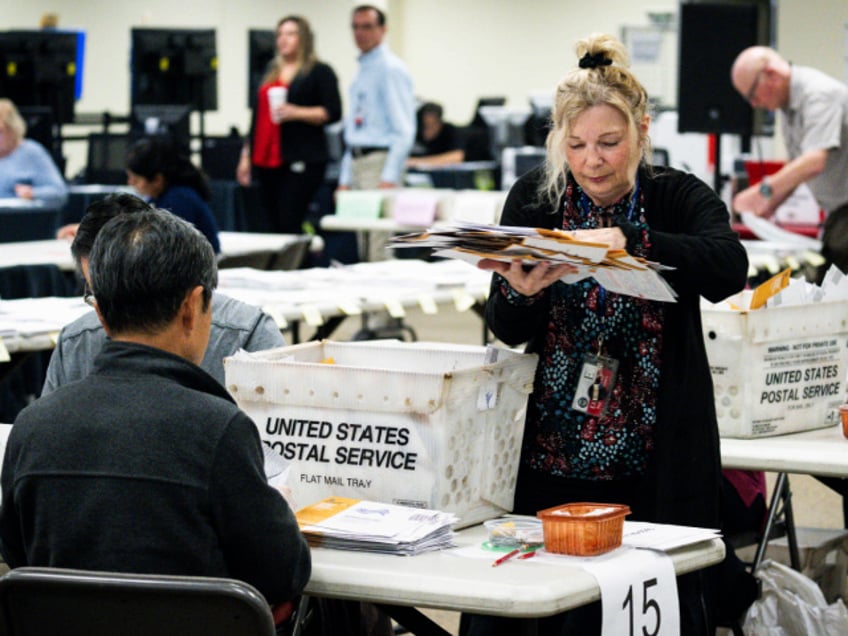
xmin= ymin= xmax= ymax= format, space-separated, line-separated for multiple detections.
xmin=295 ymin=497 xmax=457 ymax=556
xmin=622 ymin=521 xmax=721 ymax=551
xmin=0 ymin=297 xmax=91 ymax=338
xmin=389 ymin=221 xmax=677 ymax=303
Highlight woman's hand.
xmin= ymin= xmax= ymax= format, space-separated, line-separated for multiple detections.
xmin=14 ymin=183 xmax=34 ymax=200
xmin=569 ymin=227 xmax=627 ymax=250
xmin=478 ymin=258 xmax=577 ymax=296
xmin=278 ymin=104 xmax=329 ymax=126
xmin=278 ymin=103 xmax=299 ymax=122
xmin=56 ymin=223 xmax=79 ymax=240
xmin=236 ymin=155 xmax=251 ymax=187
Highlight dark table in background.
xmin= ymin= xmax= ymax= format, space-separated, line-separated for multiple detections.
xmin=406 ymin=160 xmax=500 ymax=190
xmin=0 ymin=261 xmax=77 ymax=423
xmin=0 ymin=201 xmax=64 ymax=243
xmin=61 ymin=184 xmax=128 ymax=226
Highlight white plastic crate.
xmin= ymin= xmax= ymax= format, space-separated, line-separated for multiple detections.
xmin=702 ymin=297 xmax=848 ymax=438
xmin=224 ymin=340 xmax=538 ymax=527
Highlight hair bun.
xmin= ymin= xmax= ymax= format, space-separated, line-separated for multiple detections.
xmin=579 ymin=52 xmax=612 ymax=69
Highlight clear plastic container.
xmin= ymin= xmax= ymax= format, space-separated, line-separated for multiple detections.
xmin=484 ymin=518 xmax=544 ymax=547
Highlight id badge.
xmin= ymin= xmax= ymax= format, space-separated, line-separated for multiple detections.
xmin=572 ymin=353 xmax=619 ymax=417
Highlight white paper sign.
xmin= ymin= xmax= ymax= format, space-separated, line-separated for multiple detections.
xmin=581 ymin=547 xmax=679 ymax=636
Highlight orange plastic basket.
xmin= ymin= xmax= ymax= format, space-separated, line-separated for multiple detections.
xmin=536 ymin=502 xmax=631 ymax=556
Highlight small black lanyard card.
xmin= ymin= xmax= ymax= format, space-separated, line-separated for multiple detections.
xmin=572 ymin=351 xmax=619 ymax=417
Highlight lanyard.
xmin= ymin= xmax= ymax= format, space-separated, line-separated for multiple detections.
xmin=597 ymin=287 xmax=607 ymax=355
xmin=579 ymin=177 xmax=640 ymax=354
xmin=579 ymin=176 xmax=641 ymax=225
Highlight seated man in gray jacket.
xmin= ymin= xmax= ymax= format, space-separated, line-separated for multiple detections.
xmin=0 ymin=209 xmax=311 ymax=613
xmin=42 ymin=193 xmax=284 ymax=394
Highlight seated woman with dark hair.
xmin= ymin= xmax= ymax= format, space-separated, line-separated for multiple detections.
xmin=57 ymin=138 xmax=221 ymax=251
xmin=125 ymin=137 xmax=221 ymax=253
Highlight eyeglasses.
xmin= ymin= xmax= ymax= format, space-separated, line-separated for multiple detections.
xmin=83 ymin=285 xmax=96 ymax=307
xmin=745 ymin=66 xmax=766 ymax=103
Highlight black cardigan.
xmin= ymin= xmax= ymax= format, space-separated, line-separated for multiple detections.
xmin=250 ymin=61 xmax=342 ymax=165
xmin=487 ymin=165 xmax=749 ymax=529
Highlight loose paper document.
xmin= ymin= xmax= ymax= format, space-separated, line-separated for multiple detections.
xmin=390 ymin=222 xmax=677 ymax=302
xmin=740 ymin=211 xmax=822 ymax=251
xmin=621 ymin=521 xmax=720 ymax=551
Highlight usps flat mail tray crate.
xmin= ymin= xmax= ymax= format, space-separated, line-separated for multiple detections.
xmin=702 ymin=297 xmax=848 ymax=438
xmin=225 ymin=340 xmax=538 ymax=527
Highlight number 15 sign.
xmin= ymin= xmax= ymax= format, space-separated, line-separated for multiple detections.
xmin=582 ymin=548 xmax=680 ymax=636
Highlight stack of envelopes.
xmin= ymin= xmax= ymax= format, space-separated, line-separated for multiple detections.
xmin=390 ymin=221 xmax=677 ymax=302
xmin=296 ymin=497 xmax=458 ymax=556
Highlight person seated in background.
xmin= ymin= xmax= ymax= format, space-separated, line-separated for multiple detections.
xmin=57 ymin=137 xmax=221 ymax=253
xmin=43 ymin=193 xmax=285 ymax=394
xmin=0 ymin=98 xmax=68 ymax=206
xmin=406 ymin=102 xmax=465 ymax=167
xmin=0 ymin=208 xmax=311 ymax=620
xmin=125 ymin=136 xmax=221 ymax=253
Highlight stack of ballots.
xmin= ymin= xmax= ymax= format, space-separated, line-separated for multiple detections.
xmin=389 ymin=221 xmax=676 ymax=302
xmin=295 ymin=497 xmax=457 ymax=556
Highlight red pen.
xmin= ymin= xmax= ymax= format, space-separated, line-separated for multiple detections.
xmin=491 ymin=548 xmax=521 ymax=567
xmin=517 ymin=550 xmax=537 ymax=560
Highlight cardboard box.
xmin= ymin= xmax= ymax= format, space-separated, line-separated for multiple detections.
xmin=224 ymin=341 xmax=538 ymax=527
xmin=701 ymin=297 xmax=848 ymax=438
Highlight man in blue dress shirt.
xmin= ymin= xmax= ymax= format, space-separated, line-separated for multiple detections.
xmin=338 ymin=4 xmax=415 ymax=194
xmin=336 ymin=5 xmax=416 ymax=265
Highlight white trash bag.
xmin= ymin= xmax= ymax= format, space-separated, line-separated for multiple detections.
xmin=743 ymin=559 xmax=848 ymax=635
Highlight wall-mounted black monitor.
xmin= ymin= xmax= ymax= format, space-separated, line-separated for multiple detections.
xmin=131 ymin=28 xmax=217 ymax=112
xmin=0 ymin=30 xmax=81 ymax=123
xmin=248 ymin=29 xmax=275 ymax=109
xmin=678 ymin=0 xmax=774 ymax=137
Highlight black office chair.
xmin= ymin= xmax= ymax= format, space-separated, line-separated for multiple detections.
xmin=269 ymin=236 xmax=313 ymax=270
xmin=201 ymin=135 xmax=244 ymax=181
xmin=85 ymin=133 xmax=133 ymax=185
xmin=467 ymin=96 xmax=506 ymax=129
xmin=0 ymin=567 xmax=276 ymax=636
xmin=217 ymin=250 xmax=278 ymax=270
xmin=218 ymin=236 xmax=313 ymax=271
